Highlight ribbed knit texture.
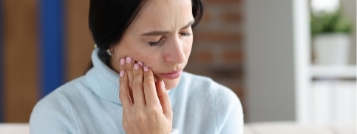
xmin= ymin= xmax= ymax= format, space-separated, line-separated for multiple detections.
xmin=30 ymin=48 xmax=244 ymax=134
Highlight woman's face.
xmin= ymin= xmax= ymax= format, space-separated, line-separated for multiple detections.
xmin=111 ymin=0 xmax=194 ymax=90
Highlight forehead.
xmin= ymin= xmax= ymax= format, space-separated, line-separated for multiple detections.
xmin=128 ymin=0 xmax=193 ymax=32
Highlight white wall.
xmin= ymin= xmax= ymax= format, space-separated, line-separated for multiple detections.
xmin=340 ymin=0 xmax=356 ymax=64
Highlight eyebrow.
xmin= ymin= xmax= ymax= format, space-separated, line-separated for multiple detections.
xmin=141 ymin=20 xmax=195 ymax=36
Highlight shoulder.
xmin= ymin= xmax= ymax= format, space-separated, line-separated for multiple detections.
xmin=31 ymin=76 xmax=88 ymax=113
xmin=30 ymin=77 xmax=87 ymax=132
xmin=30 ymin=89 xmax=71 ymax=124
xmin=35 ymin=76 xmax=87 ymax=105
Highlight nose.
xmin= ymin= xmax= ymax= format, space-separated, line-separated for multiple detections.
xmin=164 ymin=37 xmax=185 ymax=64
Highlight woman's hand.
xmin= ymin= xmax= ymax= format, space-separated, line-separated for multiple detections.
xmin=118 ymin=57 xmax=173 ymax=134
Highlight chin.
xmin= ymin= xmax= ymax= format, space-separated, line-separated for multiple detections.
xmin=162 ymin=76 xmax=181 ymax=90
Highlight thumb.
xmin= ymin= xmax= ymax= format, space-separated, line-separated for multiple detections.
xmin=156 ymin=80 xmax=172 ymax=119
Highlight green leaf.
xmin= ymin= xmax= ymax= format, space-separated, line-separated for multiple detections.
xmin=311 ymin=8 xmax=353 ymax=36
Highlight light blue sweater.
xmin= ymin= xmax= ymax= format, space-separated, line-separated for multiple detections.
xmin=30 ymin=49 xmax=244 ymax=134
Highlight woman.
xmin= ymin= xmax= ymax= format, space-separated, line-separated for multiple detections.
xmin=30 ymin=0 xmax=243 ymax=133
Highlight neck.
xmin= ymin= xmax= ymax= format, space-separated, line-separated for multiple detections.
xmin=108 ymin=56 xmax=120 ymax=74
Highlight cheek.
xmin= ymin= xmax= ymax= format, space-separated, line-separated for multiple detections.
xmin=114 ymin=37 xmax=144 ymax=58
xmin=184 ymin=36 xmax=193 ymax=57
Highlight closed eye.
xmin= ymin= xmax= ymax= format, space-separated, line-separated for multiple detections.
xmin=180 ymin=32 xmax=191 ymax=37
xmin=148 ymin=38 xmax=165 ymax=46
xmin=148 ymin=32 xmax=191 ymax=46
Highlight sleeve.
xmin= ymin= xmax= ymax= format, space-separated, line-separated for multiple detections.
xmin=214 ymin=85 xmax=244 ymax=134
xmin=29 ymin=94 xmax=76 ymax=134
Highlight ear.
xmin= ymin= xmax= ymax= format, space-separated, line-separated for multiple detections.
xmin=107 ymin=44 xmax=117 ymax=56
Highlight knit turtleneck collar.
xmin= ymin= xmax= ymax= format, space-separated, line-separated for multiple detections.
xmin=84 ymin=48 xmax=122 ymax=104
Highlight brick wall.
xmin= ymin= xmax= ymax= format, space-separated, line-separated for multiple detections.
xmin=186 ymin=0 xmax=245 ymax=114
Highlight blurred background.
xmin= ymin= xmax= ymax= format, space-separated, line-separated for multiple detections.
xmin=0 ymin=0 xmax=355 ymax=128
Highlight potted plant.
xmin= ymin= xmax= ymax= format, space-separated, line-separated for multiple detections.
xmin=311 ymin=9 xmax=353 ymax=65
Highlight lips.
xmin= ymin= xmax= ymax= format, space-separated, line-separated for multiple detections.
xmin=158 ymin=69 xmax=182 ymax=79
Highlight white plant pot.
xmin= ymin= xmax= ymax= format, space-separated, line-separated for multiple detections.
xmin=313 ymin=33 xmax=351 ymax=65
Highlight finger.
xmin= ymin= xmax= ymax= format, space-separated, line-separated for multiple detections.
xmin=137 ymin=61 xmax=143 ymax=67
xmin=156 ymin=80 xmax=172 ymax=118
xmin=143 ymin=66 xmax=161 ymax=106
xmin=125 ymin=57 xmax=134 ymax=88
xmin=119 ymin=70 xmax=132 ymax=109
xmin=154 ymin=75 xmax=158 ymax=82
xmin=132 ymin=63 xmax=145 ymax=106
xmin=120 ymin=58 xmax=133 ymax=103
xmin=119 ymin=58 xmax=125 ymax=71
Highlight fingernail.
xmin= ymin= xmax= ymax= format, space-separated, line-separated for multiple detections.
xmin=120 ymin=58 xmax=125 ymax=65
xmin=137 ymin=62 xmax=143 ymax=67
xmin=126 ymin=57 xmax=132 ymax=64
xmin=143 ymin=66 xmax=148 ymax=72
xmin=120 ymin=70 xmax=124 ymax=77
xmin=134 ymin=64 xmax=139 ymax=70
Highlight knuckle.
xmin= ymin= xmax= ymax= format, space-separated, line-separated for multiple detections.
xmin=144 ymin=79 xmax=154 ymax=86
xmin=135 ymin=112 xmax=147 ymax=122
xmin=122 ymin=120 xmax=130 ymax=129
xmin=125 ymin=62 xmax=132 ymax=67
xmin=125 ymin=66 xmax=131 ymax=71
xmin=148 ymin=106 xmax=162 ymax=114
xmin=120 ymin=76 xmax=126 ymax=83
xmin=132 ymin=84 xmax=142 ymax=91
xmin=143 ymin=84 xmax=152 ymax=91
xmin=126 ymin=70 xmax=133 ymax=76
xmin=133 ymin=73 xmax=142 ymax=82
xmin=134 ymin=72 xmax=142 ymax=80
xmin=119 ymin=91 xmax=126 ymax=99
xmin=144 ymin=71 xmax=152 ymax=78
